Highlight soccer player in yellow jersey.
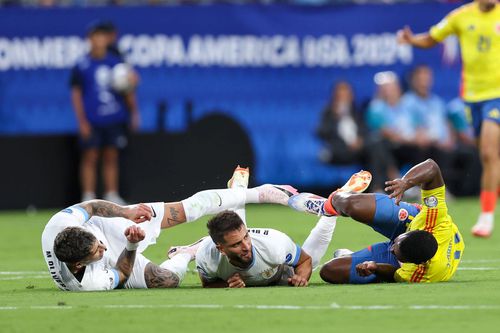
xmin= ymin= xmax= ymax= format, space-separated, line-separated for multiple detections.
xmin=288 ymin=159 xmax=465 ymax=283
xmin=397 ymin=0 xmax=500 ymax=238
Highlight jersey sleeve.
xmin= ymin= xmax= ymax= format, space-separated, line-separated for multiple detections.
xmin=265 ymin=229 xmax=302 ymax=267
xmin=420 ymin=185 xmax=448 ymax=227
xmin=69 ymin=65 xmax=83 ymax=88
xmin=81 ymin=267 xmax=120 ymax=291
xmin=429 ymin=9 xmax=460 ymax=42
xmin=195 ymin=240 xmax=220 ymax=282
xmin=46 ymin=205 xmax=90 ymax=230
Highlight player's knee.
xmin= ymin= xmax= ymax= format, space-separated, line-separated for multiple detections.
xmin=479 ymin=145 xmax=499 ymax=164
xmin=331 ymin=193 xmax=357 ymax=217
xmin=319 ymin=259 xmax=350 ymax=284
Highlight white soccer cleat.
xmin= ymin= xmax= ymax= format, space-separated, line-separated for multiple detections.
xmin=256 ymin=184 xmax=298 ymax=206
xmin=227 ymin=165 xmax=250 ymax=189
xmin=339 ymin=170 xmax=372 ymax=193
xmin=288 ymin=193 xmax=330 ymax=216
xmin=471 ymin=214 xmax=494 ymax=238
xmin=333 ymin=248 xmax=354 ymax=258
xmin=167 ymin=237 xmax=208 ymax=261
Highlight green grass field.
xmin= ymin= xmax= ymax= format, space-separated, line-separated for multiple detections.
xmin=1 ymin=199 xmax=499 ymax=333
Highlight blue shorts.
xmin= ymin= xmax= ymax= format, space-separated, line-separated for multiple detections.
xmin=348 ymin=194 xmax=421 ymax=284
xmin=80 ymin=123 xmax=128 ymax=150
xmin=465 ymin=98 xmax=500 ymax=137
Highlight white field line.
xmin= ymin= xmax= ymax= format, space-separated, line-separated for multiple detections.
xmin=460 ymin=259 xmax=500 ymax=263
xmin=1 ymin=304 xmax=500 ymax=311
xmin=0 ymin=271 xmax=46 ymax=275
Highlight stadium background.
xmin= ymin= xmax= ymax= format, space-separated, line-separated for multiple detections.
xmin=0 ymin=1 xmax=464 ymax=209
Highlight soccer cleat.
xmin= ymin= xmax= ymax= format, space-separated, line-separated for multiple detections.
xmin=339 ymin=170 xmax=372 ymax=193
xmin=256 ymin=184 xmax=298 ymax=206
xmin=227 ymin=165 xmax=250 ymax=189
xmin=167 ymin=237 xmax=208 ymax=261
xmin=333 ymin=248 xmax=353 ymax=259
xmin=471 ymin=214 xmax=494 ymax=238
xmin=288 ymin=193 xmax=330 ymax=216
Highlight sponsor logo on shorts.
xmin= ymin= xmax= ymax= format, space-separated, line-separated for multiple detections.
xmin=424 ymin=196 xmax=438 ymax=208
xmin=488 ymin=108 xmax=500 ymax=119
xmin=398 ymin=208 xmax=409 ymax=221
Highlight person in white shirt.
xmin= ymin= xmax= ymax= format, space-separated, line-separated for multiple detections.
xmin=191 ymin=169 xmax=372 ymax=288
xmin=42 ymin=171 xmax=297 ymax=291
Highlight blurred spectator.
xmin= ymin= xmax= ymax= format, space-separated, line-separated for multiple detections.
xmin=365 ymin=71 xmax=423 ymax=192
xmin=317 ymin=81 xmax=366 ymax=167
xmin=70 ymin=21 xmax=140 ymax=204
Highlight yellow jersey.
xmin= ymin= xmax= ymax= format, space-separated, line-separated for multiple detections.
xmin=429 ymin=2 xmax=500 ymax=102
xmin=394 ymin=185 xmax=465 ymax=283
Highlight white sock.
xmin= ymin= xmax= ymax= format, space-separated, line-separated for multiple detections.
xmin=478 ymin=212 xmax=494 ymax=226
xmin=245 ymin=188 xmax=260 ymax=203
xmin=181 ymin=189 xmax=246 ymax=223
xmin=159 ymin=253 xmax=191 ymax=282
xmin=302 ymin=216 xmax=337 ymax=270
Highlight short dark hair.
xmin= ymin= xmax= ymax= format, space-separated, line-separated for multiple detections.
xmin=399 ymin=230 xmax=438 ymax=264
xmin=207 ymin=210 xmax=245 ymax=244
xmin=53 ymin=227 xmax=96 ymax=263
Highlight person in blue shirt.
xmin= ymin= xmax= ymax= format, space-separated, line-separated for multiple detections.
xmin=70 ymin=21 xmax=139 ymax=204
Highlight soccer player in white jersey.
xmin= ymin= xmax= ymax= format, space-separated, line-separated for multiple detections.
xmin=192 ymin=168 xmax=372 ymax=288
xmin=42 ymin=175 xmax=298 ymax=291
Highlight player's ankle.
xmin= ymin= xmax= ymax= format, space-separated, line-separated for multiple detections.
xmin=323 ymin=192 xmax=339 ymax=216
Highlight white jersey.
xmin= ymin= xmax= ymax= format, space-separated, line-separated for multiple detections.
xmin=195 ymin=228 xmax=301 ymax=286
xmin=41 ymin=203 xmax=164 ymax=291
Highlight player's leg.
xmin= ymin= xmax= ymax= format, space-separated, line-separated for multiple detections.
xmin=102 ymin=124 xmax=128 ymax=204
xmin=472 ymin=100 xmax=500 ymax=237
xmin=301 ymin=216 xmax=337 ymax=269
xmin=80 ymin=147 xmax=99 ymax=201
xmin=320 ymin=242 xmax=398 ymax=284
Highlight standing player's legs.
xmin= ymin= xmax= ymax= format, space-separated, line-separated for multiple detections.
xmin=319 ymin=193 xmax=420 ymax=284
xmin=471 ymin=99 xmax=500 ymax=237
xmin=80 ymin=148 xmax=99 ymax=201
xmin=101 ymin=124 xmax=128 ymax=205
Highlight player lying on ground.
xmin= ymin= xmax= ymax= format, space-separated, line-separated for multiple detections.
xmin=42 ymin=176 xmax=298 ymax=291
xmin=289 ymin=159 xmax=465 ymax=283
xmin=170 ymin=167 xmax=372 ymax=288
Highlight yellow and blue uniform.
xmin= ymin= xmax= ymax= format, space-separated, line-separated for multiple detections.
xmin=429 ymin=2 xmax=500 ymax=136
xmin=394 ymin=186 xmax=465 ymax=282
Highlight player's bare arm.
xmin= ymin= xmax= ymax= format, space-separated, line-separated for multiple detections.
xmin=288 ymin=249 xmax=312 ymax=287
xmin=144 ymin=264 xmax=180 ymax=288
xmin=397 ymin=25 xmax=438 ymax=48
xmin=71 ymin=87 xmax=91 ymax=139
xmin=114 ymin=225 xmax=145 ymax=286
xmin=161 ymin=202 xmax=187 ymax=229
xmin=355 ymin=261 xmax=397 ymax=282
xmin=385 ymin=159 xmax=444 ymax=204
xmin=78 ymin=200 xmax=152 ymax=223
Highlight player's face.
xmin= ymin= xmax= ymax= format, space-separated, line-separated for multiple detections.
xmin=219 ymin=226 xmax=253 ymax=268
xmin=81 ymin=240 xmax=107 ymax=265
xmin=390 ymin=233 xmax=409 ymax=263
xmin=89 ymin=32 xmax=109 ymax=52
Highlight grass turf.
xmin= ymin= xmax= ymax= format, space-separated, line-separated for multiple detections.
xmin=0 ymin=199 xmax=499 ymax=333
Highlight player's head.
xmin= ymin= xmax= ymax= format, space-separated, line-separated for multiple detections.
xmin=477 ymin=0 xmax=497 ymax=11
xmin=86 ymin=21 xmax=110 ymax=52
xmin=54 ymin=227 xmax=107 ymax=266
xmin=390 ymin=230 xmax=438 ymax=264
xmin=207 ymin=210 xmax=253 ymax=267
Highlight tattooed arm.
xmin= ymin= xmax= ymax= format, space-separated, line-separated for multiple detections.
xmin=78 ymin=200 xmax=152 ymax=223
xmin=161 ymin=202 xmax=187 ymax=229
xmin=114 ymin=225 xmax=145 ymax=287
xmin=144 ymin=263 xmax=180 ymax=288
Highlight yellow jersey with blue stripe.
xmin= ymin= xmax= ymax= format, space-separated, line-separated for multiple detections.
xmin=394 ymin=185 xmax=465 ymax=283
xmin=429 ymin=3 xmax=500 ymax=102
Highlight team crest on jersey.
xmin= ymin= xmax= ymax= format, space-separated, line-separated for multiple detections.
xmin=488 ymin=108 xmax=500 ymax=119
xmin=398 ymin=208 xmax=409 ymax=221
xmin=424 ymin=196 xmax=438 ymax=208
xmin=261 ymin=267 xmax=277 ymax=279
xmin=285 ymin=253 xmax=292 ymax=263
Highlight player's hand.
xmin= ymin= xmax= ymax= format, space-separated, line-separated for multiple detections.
xmin=79 ymin=120 xmax=92 ymax=140
xmin=397 ymin=25 xmax=414 ymax=44
xmin=356 ymin=261 xmax=378 ymax=277
xmin=227 ymin=273 xmax=246 ymax=288
xmin=130 ymin=111 xmax=141 ymax=133
xmin=124 ymin=225 xmax=145 ymax=243
xmin=124 ymin=203 xmax=153 ymax=223
xmin=288 ymin=274 xmax=309 ymax=287
xmin=384 ymin=178 xmax=410 ymax=205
